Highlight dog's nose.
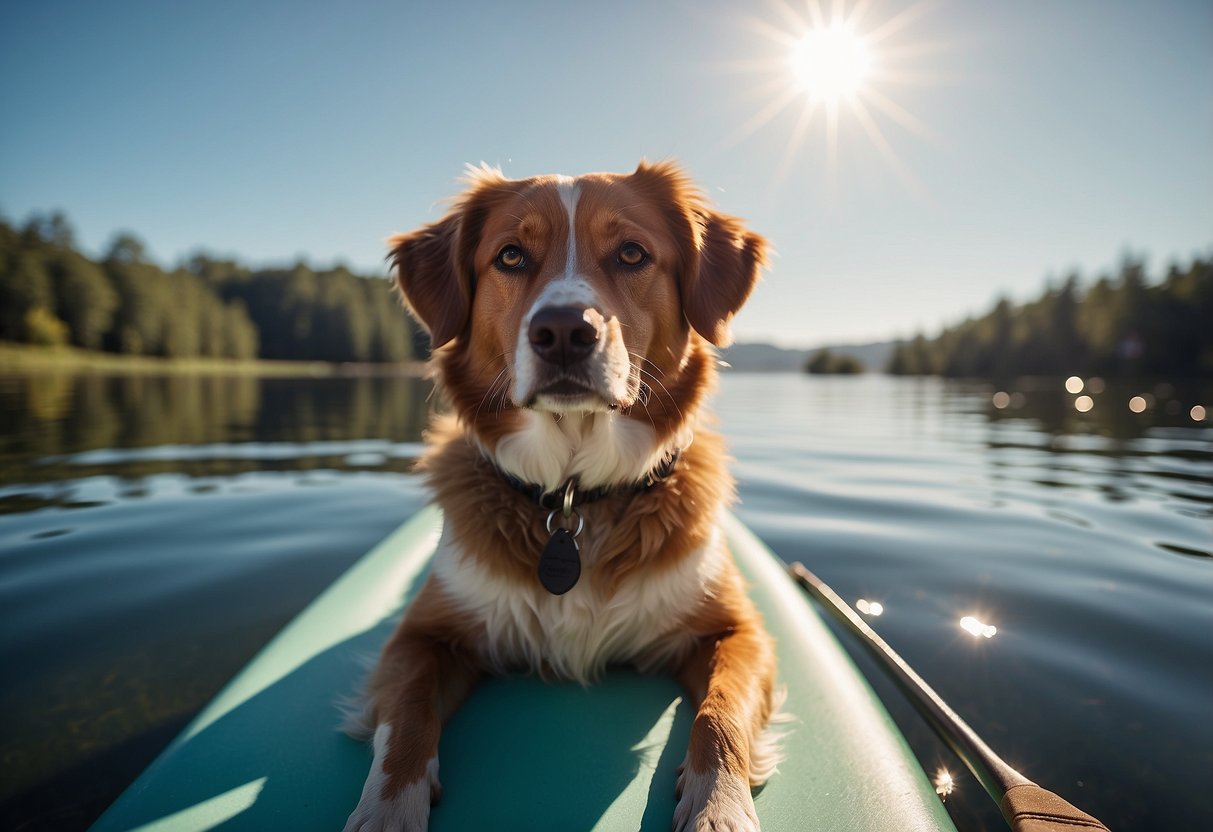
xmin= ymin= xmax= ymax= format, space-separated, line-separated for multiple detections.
xmin=528 ymin=306 xmax=599 ymax=367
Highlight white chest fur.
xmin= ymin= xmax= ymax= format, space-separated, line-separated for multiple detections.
xmin=490 ymin=410 xmax=691 ymax=493
xmin=430 ymin=522 xmax=726 ymax=683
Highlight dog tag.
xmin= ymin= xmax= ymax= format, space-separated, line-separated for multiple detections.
xmin=538 ymin=528 xmax=580 ymax=595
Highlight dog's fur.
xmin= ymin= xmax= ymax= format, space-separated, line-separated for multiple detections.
xmin=343 ymin=161 xmax=779 ymax=832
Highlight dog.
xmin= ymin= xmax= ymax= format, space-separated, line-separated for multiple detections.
xmin=342 ymin=161 xmax=780 ymax=832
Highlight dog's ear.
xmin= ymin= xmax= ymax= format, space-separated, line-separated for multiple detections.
xmin=683 ymin=210 xmax=767 ymax=347
xmin=633 ymin=160 xmax=768 ymax=347
xmin=388 ymin=215 xmax=468 ymax=350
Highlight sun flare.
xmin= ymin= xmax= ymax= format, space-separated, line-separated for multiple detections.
xmin=722 ymin=0 xmax=941 ymax=195
xmin=790 ymin=24 xmax=873 ymax=103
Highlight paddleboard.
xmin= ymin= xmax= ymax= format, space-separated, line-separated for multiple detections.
xmin=89 ymin=507 xmax=956 ymax=831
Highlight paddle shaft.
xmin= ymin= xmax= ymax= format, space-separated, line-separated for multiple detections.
xmin=789 ymin=562 xmax=1111 ymax=832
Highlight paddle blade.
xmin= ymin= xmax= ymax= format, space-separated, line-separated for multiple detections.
xmin=1001 ymin=783 xmax=1110 ymax=831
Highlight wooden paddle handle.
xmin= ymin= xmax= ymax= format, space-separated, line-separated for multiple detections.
xmin=788 ymin=562 xmax=1112 ymax=832
xmin=1002 ymin=783 xmax=1110 ymax=831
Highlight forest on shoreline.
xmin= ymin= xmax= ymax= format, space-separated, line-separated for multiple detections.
xmin=888 ymin=254 xmax=1212 ymax=379
xmin=0 ymin=214 xmax=417 ymax=364
xmin=3 ymin=213 xmax=1209 ymax=379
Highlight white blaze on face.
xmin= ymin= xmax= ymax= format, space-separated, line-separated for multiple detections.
xmin=492 ymin=176 xmax=671 ymax=490
xmin=511 ymin=177 xmax=632 ymax=410
xmin=558 ymin=175 xmax=579 ymax=278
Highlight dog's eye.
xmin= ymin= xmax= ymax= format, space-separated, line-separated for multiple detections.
xmin=618 ymin=242 xmax=648 ymax=268
xmin=496 ymin=245 xmax=526 ymax=271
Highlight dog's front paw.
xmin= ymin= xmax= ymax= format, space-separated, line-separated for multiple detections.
xmin=673 ymin=766 xmax=760 ymax=832
xmin=343 ymin=756 xmax=440 ymax=832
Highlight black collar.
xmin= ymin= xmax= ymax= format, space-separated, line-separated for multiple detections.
xmin=494 ymin=447 xmax=682 ymax=510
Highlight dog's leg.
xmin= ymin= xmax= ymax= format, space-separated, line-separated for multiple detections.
xmin=344 ymin=588 xmax=480 ymax=832
xmin=674 ymin=597 xmax=777 ymax=832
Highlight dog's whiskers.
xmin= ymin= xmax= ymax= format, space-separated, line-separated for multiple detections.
xmin=470 ymin=352 xmax=511 ymax=419
xmin=628 ymin=352 xmax=683 ymax=423
xmin=475 ymin=366 xmax=511 ymax=422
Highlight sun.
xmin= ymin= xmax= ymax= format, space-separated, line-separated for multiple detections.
xmin=719 ymin=1 xmax=941 ymax=195
xmin=789 ymin=24 xmax=874 ymax=103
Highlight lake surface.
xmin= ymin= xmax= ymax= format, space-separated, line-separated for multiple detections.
xmin=1 ymin=371 xmax=1209 ymax=831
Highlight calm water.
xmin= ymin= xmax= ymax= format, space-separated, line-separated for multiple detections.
xmin=1 ymin=372 xmax=1210 ymax=831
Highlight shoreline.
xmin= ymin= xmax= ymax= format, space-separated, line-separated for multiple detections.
xmin=0 ymin=342 xmax=428 ymax=377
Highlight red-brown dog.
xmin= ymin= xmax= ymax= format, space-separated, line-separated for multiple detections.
xmin=343 ymin=161 xmax=781 ymax=831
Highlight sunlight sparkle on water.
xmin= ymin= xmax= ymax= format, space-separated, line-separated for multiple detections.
xmin=856 ymin=598 xmax=884 ymax=616
xmin=960 ymin=616 xmax=997 ymax=638
xmin=933 ymin=768 xmax=955 ymax=798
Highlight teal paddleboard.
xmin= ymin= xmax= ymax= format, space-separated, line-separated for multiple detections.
xmin=89 ymin=507 xmax=956 ymax=831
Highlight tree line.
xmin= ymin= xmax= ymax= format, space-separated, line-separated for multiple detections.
xmin=887 ymin=254 xmax=1213 ymax=378
xmin=0 ymin=213 xmax=417 ymax=363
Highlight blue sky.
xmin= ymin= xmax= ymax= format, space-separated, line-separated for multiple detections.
xmin=2 ymin=0 xmax=1210 ymax=347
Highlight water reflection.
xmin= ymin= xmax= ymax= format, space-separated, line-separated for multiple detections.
xmin=0 ymin=373 xmax=433 ymax=489
xmin=982 ymin=377 xmax=1212 ymax=440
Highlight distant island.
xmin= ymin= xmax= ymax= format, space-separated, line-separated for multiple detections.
xmin=804 ymin=348 xmax=865 ymax=374
xmin=722 ymin=341 xmax=892 ymax=372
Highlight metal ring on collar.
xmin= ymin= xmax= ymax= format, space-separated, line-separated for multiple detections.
xmin=562 ymin=480 xmax=575 ymax=517
xmin=546 ymin=508 xmax=584 ymax=537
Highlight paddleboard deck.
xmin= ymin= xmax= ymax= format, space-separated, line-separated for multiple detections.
xmin=89 ymin=507 xmax=956 ymax=831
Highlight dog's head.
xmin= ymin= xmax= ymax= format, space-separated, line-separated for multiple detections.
xmin=391 ymin=161 xmax=766 ymax=488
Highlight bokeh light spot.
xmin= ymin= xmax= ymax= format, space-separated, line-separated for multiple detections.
xmin=960 ymin=616 xmax=997 ymax=638
xmin=934 ymin=768 xmax=955 ymax=798
xmin=856 ymin=598 xmax=884 ymax=616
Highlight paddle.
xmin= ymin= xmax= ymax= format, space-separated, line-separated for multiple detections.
xmin=788 ymin=562 xmax=1111 ymax=832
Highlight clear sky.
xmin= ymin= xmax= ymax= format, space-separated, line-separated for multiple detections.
xmin=2 ymin=0 xmax=1210 ymax=347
